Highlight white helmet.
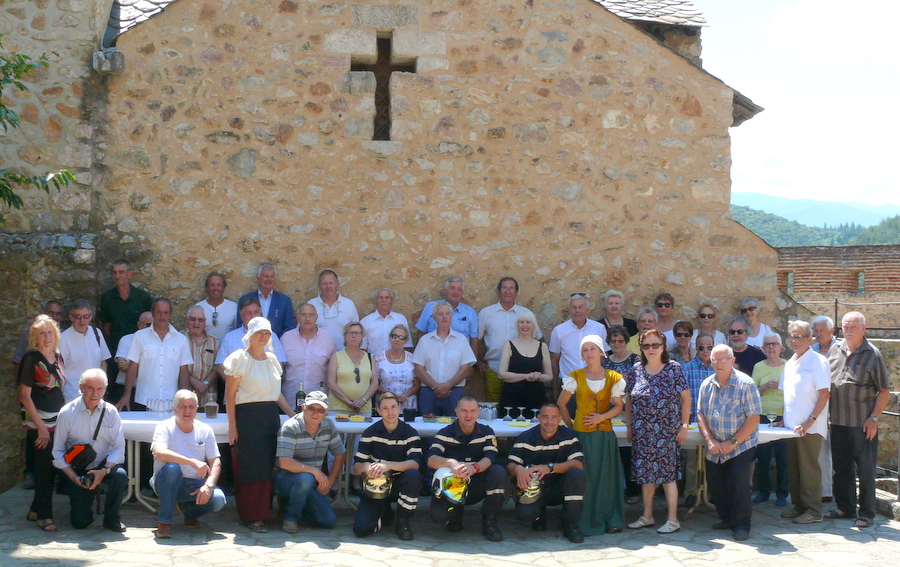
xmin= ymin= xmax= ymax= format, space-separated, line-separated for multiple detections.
xmin=432 ymin=467 xmax=468 ymax=504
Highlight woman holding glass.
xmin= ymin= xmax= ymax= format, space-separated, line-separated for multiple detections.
xmin=373 ymin=324 xmax=419 ymax=410
xmin=558 ymin=335 xmax=625 ymax=535
xmin=224 ymin=317 xmax=295 ymax=533
xmin=327 ymin=322 xmax=378 ymax=415
xmin=625 ymin=329 xmax=690 ymax=534
xmin=498 ymin=312 xmax=552 ymax=420
xmin=18 ymin=315 xmax=66 ymax=532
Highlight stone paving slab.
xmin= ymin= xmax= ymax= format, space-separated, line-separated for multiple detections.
xmin=2 ymin=485 xmax=900 ymax=566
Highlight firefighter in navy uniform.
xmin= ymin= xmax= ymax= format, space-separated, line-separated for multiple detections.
xmin=352 ymin=392 xmax=423 ymax=540
xmin=507 ymin=402 xmax=586 ymax=543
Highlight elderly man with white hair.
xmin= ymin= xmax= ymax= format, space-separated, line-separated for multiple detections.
xmin=550 ymin=294 xmax=607 ymax=417
xmin=825 ymin=311 xmax=890 ymax=528
xmin=182 ymin=305 xmax=219 ymax=404
xmin=52 ymin=369 xmax=128 ymax=532
xmin=151 ymin=389 xmax=226 ymax=538
xmin=360 ymin=288 xmax=412 ymax=354
xmin=413 ymin=301 xmax=476 ymax=417
xmin=697 ymin=344 xmax=761 ymax=541
xmin=238 ymin=263 xmax=295 ymax=338
xmin=810 ymin=315 xmax=836 ymax=502
xmin=415 ymin=276 xmax=479 ymax=354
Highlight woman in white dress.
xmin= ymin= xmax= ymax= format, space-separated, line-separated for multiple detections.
xmin=374 ymin=324 xmax=419 ymax=410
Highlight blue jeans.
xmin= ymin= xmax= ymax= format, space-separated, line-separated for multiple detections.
xmin=273 ymin=470 xmax=336 ymax=528
xmin=418 ymin=386 xmax=464 ymax=417
xmin=153 ymin=463 xmax=227 ymax=524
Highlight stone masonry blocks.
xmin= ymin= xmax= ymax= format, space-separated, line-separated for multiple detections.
xmin=352 ymin=4 xmax=419 ymax=29
xmin=324 ymin=29 xmax=376 ymax=61
xmin=340 ymin=72 xmax=377 ymax=94
xmin=393 ymin=31 xmax=446 ymax=58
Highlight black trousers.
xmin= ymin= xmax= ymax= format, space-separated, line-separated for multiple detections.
xmin=706 ymin=449 xmax=754 ymax=531
xmin=27 ymin=429 xmax=56 ymax=519
xmin=353 ymin=469 xmax=421 ymax=536
xmin=515 ymin=468 xmax=586 ymax=526
xmin=832 ymin=424 xmax=878 ymax=520
xmin=66 ymin=464 xmax=128 ymax=529
xmin=430 ymin=464 xmax=507 ymax=523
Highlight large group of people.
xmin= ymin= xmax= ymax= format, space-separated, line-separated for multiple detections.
xmin=12 ymin=259 xmax=892 ymax=544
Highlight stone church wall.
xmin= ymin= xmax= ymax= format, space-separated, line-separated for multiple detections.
xmin=1 ymin=0 xmax=787 ymax=491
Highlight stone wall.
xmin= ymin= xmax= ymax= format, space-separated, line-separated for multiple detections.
xmin=0 ymin=231 xmax=101 ymax=492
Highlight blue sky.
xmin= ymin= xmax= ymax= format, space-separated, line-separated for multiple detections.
xmin=689 ymin=0 xmax=899 ymax=206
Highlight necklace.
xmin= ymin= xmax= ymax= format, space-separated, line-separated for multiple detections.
xmin=387 ymin=350 xmax=405 ymax=363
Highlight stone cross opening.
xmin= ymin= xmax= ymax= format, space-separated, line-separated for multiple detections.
xmin=351 ymin=36 xmax=415 ymax=141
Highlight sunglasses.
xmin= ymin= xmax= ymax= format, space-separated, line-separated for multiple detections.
xmin=212 ymin=310 xmax=219 ymax=327
xmin=305 ymin=406 xmax=327 ymax=414
xmin=741 ymin=306 xmax=757 ymax=314
xmin=674 ymin=332 xmax=691 ymax=338
xmin=354 ymin=367 xmax=361 ymax=383
xmin=640 ymin=343 xmax=664 ymax=351
xmin=698 ymin=313 xmax=715 ymax=319
xmin=728 ymin=329 xmax=746 ymax=335
xmin=696 ymin=345 xmax=713 ymax=351
xmin=390 ymin=334 xmax=408 ymax=341
xmin=656 ymin=302 xmax=672 ymax=308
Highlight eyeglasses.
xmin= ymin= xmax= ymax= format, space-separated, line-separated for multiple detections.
xmin=390 ymin=334 xmax=408 ymax=341
xmin=212 ymin=310 xmax=219 ymax=327
xmin=305 ymin=406 xmax=327 ymax=415
xmin=354 ymin=367 xmax=361 ymax=383
xmin=674 ymin=332 xmax=691 ymax=338
xmin=741 ymin=306 xmax=757 ymax=314
xmin=346 ymin=331 xmax=362 ymax=336
xmin=608 ymin=338 xmax=626 ymax=344
xmin=188 ymin=316 xmax=206 ymax=323
xmin=698 ymin=313 xmax=715 ymax=319
xmin=788 ymin=335 xmax=809 ymax=341
xmin=728 ymin=329 xmax=746 ymax=335
xmin=656 ymin=302 xmax=672 ymax=308
xmin=640 ymin=343 xmax=664 ymax=351
xmin=696 ymin=345 xmax=713 ymax=351
xmin=763 ymin=342 xmax=781 ymax=347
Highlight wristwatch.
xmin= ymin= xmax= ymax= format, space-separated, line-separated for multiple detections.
xmin=869 ymin=416 xmax=879 ymax=423
xmin=681 ymin=423 xmax=689 ymax=429
xmin=548 ymin=462 xmax=555 ymax=473
xmin=730 ymin=437 xmax=738 ymax=446
xmin=104 ymin=466 xmax=112 ymax=475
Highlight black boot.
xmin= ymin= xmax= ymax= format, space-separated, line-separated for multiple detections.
xmin=482 ymin=514 xmax=503 ymax=542
xmin=531 ymin=515 xmax=547 ymax=531
xmin=563 ymin=521 xmax=584 ymax=544
xmin=395 ymin=518 xmax=414 ymax=541
xmin=446 ymin=507 xmax=464 ymax=532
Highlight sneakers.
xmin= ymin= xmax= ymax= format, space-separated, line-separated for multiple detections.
xmin=775 ymin=496 xmax=788 ymax=507
xmin=395 ymin=518 xmax=414 ymax=541
xmin=282 ymin=520 xmax=299 ymax=534
xmin=781 ymin=507 xmax=804 ymax=519
xmin=752 ymin=492 xmax=770 ymax=504
xmin=793 ymin=512 xmax=823 ymax=524
xmin=734 ymin=528 xmax=750 ymax=541
xmin=481 ymin=515 xmax=503 ymax=542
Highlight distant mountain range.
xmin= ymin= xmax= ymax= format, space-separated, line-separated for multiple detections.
xmin=731 ymin=192 xmax=900 ymax=228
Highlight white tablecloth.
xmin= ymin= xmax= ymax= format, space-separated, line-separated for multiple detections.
xmin=120 ymin=412 xmax=797 ymax=445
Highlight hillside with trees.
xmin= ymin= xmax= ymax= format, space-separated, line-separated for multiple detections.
xmin=851 ymin=215 xmax=900 ymax=245
xmin=730 ymin=205 xmax=867 ymax=246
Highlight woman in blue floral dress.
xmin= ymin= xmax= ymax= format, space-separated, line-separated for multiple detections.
xmin=624 ymin=329 xmax=690 ymax=534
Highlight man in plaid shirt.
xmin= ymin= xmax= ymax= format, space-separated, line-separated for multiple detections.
xmin=698 ymin=344 xmax=761 ymax=542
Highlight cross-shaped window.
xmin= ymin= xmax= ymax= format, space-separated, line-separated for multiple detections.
xmin=351 ymin=36 xmax=415 ymax=141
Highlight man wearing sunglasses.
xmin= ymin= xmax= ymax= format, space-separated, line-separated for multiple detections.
xmin=727 ymin=318 xmax=765 ymax=375
xmin=195 ymin=272 xmax=237 ymax=344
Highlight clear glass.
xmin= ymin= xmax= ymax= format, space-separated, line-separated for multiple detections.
xmin=503 ymin=407 xmax=513 ymax=421
xmin=516 ymin=406 xmax=527 ymax=422
xmin=767 ymin=411 xmax=777 ymax=428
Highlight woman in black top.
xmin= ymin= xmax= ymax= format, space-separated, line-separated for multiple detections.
xmin=497 ymin=313 xmax=552 ymax=420
xmin=17 ymin=314 xmax=66 ymax=532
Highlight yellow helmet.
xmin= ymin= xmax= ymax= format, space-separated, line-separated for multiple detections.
xmin=362 ymin=471 xmax=393 ymax=500
xmin=512 ymin=472 xmax=543 ymax=505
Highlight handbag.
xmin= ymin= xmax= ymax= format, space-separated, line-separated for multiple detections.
xmin=63 ymin=404 xmax=106 ymax=472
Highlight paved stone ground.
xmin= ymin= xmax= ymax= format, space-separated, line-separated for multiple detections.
xmin=2 ymin=485 xmax=899 ymax=567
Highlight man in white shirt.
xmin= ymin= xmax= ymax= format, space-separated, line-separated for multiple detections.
xmin=548 ymin=294 xmax=607 ymax=415
xmin=59 ymin=300 xmax=111 ymax=402
xmin=111 ymin=311 xmax=152 ymax=403
xmin=476 ymin=277 xmax=541 ymax=403
xmin=360 ymin=288 xmax=412 ymax=354
xmin=412 ymin=301 xmax=476 ymax=416
xmin=308 ymin=270 xmax=359 ymax=349
xmin=195 ymin=272 xmax=238 ymax=344
xmin=151 ymin=390 xmax=226 ymax=538
xmin=117 ymin=298 xmax=192 ymax=411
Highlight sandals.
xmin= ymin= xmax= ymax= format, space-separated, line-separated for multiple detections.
xmin=248 ymin=521 xmax=268 ymax=533
xmin=627 ymin=516 xmax=655 ymax=529
xmin=854 ymin=517 xmax=874 ymax=528
xmin=657 ymin=520 xmax=681 ymax=534
xmin=823 ymin=509 xmax=856 ymax=520
xmin=36 ymin=519 xmax=57 ymax=532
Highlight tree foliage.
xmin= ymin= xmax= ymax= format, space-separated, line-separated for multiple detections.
xmin=1 ymin=34 xmax=76 ymax=223
xmin=730 ymin=205 xmax=869 ymax=247
xmin=849 ymin=215 xmax=900 ymax=245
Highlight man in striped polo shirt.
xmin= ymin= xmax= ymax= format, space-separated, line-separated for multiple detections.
xmin=507 ymin=402 xmax=586 ymax=543
xmin=353 ymin=392 xmax=423 ymax=540
xmin=826 ymin=312 xmax=890 ymax=528
xmin=273 ymin=391 xmax=346 ymax=534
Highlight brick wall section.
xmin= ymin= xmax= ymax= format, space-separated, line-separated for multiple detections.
xmin=777 ymin=245 xmax=900 ymax=294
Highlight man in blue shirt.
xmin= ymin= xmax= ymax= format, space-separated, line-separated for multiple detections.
xmin=415 ymin=276 xmax=478 ymax=354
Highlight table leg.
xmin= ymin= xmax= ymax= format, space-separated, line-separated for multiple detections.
xmin=340 ymin=432 xmax=358 ymax=511
xmin=128 ymin=439 xmax=158 ymax=513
